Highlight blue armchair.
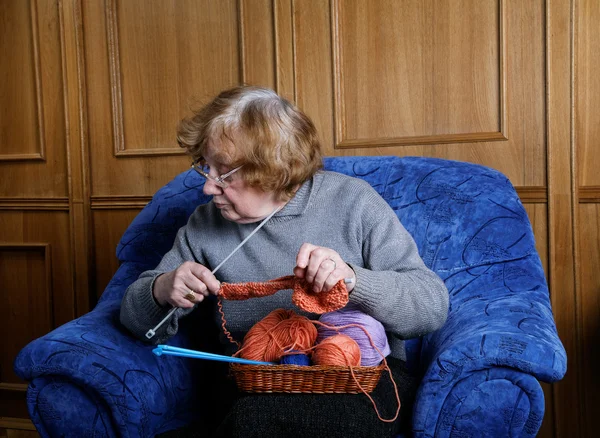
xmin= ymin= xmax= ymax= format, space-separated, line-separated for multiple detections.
xmin=15 ymin=156 xmax=566 ymax=437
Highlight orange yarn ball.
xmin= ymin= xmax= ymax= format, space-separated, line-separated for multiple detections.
xmin=240 ymin=309 xmax=317 ymax=362
xmin=312 ymin=334 xmax=362 ymax=366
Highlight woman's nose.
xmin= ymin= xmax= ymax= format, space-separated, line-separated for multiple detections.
xmin=202 ymin=178 xmax=223 ymax=196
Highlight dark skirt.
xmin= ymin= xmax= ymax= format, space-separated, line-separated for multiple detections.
xmin=159 ymin=357 xmax=418 ymax=438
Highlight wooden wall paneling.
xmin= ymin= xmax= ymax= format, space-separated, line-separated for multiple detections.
xmin=0 ymin=211 xmax=71 ymax=423
xmin=0 ymin=0 xmax=68 ymax=198
xmin=292 ymin=0 xmax=335 ymax=155
xmin=546 ymin=0 xmax=582 ymax=436
xmin=578 ymin=204 xmax=600 ymax=435
xmin=59 ymin=0 xmax=93 ymax=316
xmin=85 ymin=0 xmax=243 ymax=198
xmin=523 ymin=203 xmax=549 ymax=277
xmin=92 ymin=209 xmax=142 ymax=301
xmin=0 ymin=418 xmax=38 ymax=436
xmin=577 ymin=0 xmax=600 ymax=188
xmin=0 ymin=0 xmax=44 ymax=161
xmin=0 ymin=212 xmax=73 ymax=327
xmin=274 ymin=0 xmax=294 ymax=100
xmin=577 ymin=0 xmax=600 ymax=433
xmin=506 ymin=0 xmax=547 ymax=187
xmin=287 ymin=0 xmax=546 ymax=188
xmin=240 ymin=0 xmax=276 ymax=89
xmin=0 ymin=0 xmax=72 ymax=429
xmin=333 ymin=0 xmax=505 ymax=147
xmin=0 ymin=244 xmax=52 ymax=387
xmin=523 ymin=202 xmax=553 ymax=437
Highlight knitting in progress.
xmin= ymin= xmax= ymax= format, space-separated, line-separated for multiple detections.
xmin=219 ymin=275 xmax=349 ymax=314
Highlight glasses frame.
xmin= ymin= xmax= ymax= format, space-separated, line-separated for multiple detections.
xmin=191 ymin=159 xmax=243 ymax=189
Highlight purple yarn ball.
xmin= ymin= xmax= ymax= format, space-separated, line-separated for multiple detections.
xmin=317 ymin=304 xmax=391 ymax=366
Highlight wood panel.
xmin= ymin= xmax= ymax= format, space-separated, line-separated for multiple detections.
xmin=0 ymin=0 xmax=68 ymax=197
xmin=547 ymin=0 xmax=581 ymax=436
xmin=334 ymin=0 xmax=504 ymax=147
xmin=0 ymin=212 xmax=72 ymax=328
xmin=93 ymin=209 xmax=141 ymax=301
xmin=290 ymin=0 xmax=546 ymax=187
xmin=0 ymin=417 xmax=38 ymax=436
xmin=577 ymin=0 xmax=600 ymax=434
xmin=578 ymin=204 xmax=600 ymax=436
xmin=577 ymin=0 xmax=600 ymax=187
xmin=523 ymin=203 xmax=548 ymax=276
xmin=0 ymin=0 xmax=44 ymax=160
xmin=0 ymin=211 xmax=71 ymax=427
xmin=84 ymin=0 xmax=243 ymax=196
xmin=0 ymin=425 xmax=38 ymax=438
xmin=0 ymin=245 xmax=52 ymax=386
xmin=240 ymin=0 xmax=276 ymax=88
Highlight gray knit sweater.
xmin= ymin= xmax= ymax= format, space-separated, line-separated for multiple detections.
xmin=120 ymin=170 xmax=449 ymax=360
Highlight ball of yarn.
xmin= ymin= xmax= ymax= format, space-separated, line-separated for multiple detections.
xmin=312 ymin=334 xmax=361 ymax=366
xmin=280 ymin=352 xmax=311 ymax=366
xmin=240 ymin=309 xmax=317 ymax=362
xmin=318 ymin=305 xmax=391 ymax=366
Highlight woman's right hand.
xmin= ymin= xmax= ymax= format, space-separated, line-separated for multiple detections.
xmin=152 ymin=261 xmax=221 ymax=308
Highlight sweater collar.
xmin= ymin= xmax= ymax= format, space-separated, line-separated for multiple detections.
xmin=272 ymin=171 xmax=323 ymax=219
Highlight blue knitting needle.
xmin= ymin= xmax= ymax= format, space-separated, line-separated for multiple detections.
xmin=152 ymin=344 xmax=275 ymax=365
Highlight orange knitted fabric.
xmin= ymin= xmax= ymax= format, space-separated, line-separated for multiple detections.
xmin=219 ymin=275 xmax=349 ymax=314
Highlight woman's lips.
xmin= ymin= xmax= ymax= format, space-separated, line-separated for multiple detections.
xmin=214 ymin=203 xmax=228 ymax=209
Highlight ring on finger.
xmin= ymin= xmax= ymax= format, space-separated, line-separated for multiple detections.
xmin=326 ymin=257 xmax=337 ymax=270
xmin=184 ymin=290 xmax=196 ymax=302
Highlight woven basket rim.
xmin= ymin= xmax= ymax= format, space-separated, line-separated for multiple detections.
xmin=230 ymin=363 xmax=385 ymax=372
xmin=229 ymin=362 xmax=385 ymax=394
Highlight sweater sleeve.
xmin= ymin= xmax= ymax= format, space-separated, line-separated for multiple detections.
xmin=348 ymin=190 xmax=449 ymax=339
xmin=119 ymin=223 xmax=200 ymax=344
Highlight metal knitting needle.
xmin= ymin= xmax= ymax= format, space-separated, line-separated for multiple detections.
xmin=145 ymin=206 xmax=281 ymax=339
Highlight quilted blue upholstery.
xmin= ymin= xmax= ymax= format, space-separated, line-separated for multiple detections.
xmin=14 ymin=156 xmax=566 ymax=437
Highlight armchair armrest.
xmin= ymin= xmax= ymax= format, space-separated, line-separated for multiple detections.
xmin=14 ymin=297 xmax=206 ymax=437
xmin=413 ymin=255 xmax=566 ymax=437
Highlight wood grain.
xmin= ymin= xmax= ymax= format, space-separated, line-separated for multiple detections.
xmin=333 ymin=0 xmax=505 ymax=147
xmin=546 ymin=0 xmax=581 ymax=436
xmin=578 ymin=204 xmax=600 ymax=435
xmin=290 ymin=0 xmax=546 ymax=187
xmin=93 ymin=209 xmax=141 ymax=301
xmin=0 ymin=0 xmax=44 ymax=161
xmin=577 ymin=0 xmax=600 ymax=187
xmin=240 ymin=0 xmax=276 ymax=88
xmin=0 ymin=244 xmax=52 ymax=386
xmin=0 ymin=0 xmax=68 ymax=198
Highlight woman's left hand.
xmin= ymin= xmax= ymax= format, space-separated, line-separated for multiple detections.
xmin=294 ymin=243 xmax=355 ymax=293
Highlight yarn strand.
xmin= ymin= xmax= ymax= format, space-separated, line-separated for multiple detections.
xmin=217 ymin=298 xmax=240 ymax=348
xmin=311 ymin=320 xmax=401 ymax=423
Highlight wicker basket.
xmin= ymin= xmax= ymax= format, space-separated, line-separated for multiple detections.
xmin=229 ymin=363 xmax=385 ymax=394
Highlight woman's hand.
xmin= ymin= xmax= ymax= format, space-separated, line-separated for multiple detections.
xmin=152 ymin=261 xmax=221 ymax=308
xmin=294 ymin=243 xmax=356 ymax=293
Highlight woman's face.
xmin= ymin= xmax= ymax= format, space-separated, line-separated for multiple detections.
xmin=201 ymin=138 xmax=286 ymax=224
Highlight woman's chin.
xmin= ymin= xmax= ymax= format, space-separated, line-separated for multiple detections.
xmin=219 ymin=208 xmax=245 ymax=223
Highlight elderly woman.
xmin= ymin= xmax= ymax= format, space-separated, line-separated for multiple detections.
xmin=120 ymin=85 xmax=448 ymax=437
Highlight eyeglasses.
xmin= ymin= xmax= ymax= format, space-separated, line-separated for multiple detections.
xmin=191 ymin=159 xmax=243 ymax=189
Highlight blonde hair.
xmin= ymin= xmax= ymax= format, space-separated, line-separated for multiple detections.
xmin=177 ymin=85 xmax=323 ymax=200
